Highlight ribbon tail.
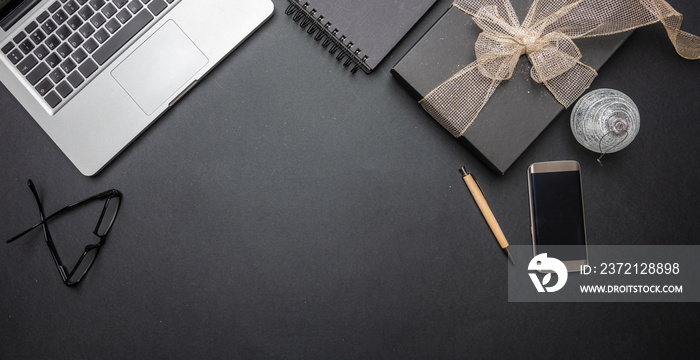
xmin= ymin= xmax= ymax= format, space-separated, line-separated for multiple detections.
xmin=541 ymin=61 xmax=598 ymax=108
xmin=655 ymin=1 xmax=700 ymax=59
xmin=419 ymin=62 xmax=501 ymax=137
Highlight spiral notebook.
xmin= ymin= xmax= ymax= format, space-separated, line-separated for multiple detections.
xmin=285 ymin=0 xmax=437 ymax=74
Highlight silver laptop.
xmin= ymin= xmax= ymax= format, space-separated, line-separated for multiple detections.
xmin=0 ymin=0 xmax=273 ymax=175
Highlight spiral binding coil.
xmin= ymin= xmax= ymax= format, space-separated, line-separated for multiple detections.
xmin=285 ymin=1 xmax=371 ymax=74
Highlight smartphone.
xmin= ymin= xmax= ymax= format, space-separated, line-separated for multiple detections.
xmin=527 ymin=160 xmax=588 ymax=272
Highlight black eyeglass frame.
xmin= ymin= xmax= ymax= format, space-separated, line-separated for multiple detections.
xmin=6 ymin=179 xmax=122 ymax=286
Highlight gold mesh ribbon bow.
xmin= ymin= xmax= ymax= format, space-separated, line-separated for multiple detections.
xmin=420 ymin=0 xmax=700 ymax=137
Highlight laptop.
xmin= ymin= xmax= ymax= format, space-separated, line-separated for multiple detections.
xmin=0 ymin=0 xmax=273 ymax=175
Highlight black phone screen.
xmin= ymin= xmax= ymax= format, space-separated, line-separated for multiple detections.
xmin=530 ymin=170 xmax=586 ymax=261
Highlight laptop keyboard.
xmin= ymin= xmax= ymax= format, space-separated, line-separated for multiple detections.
xmin=1 ymin=0 xmax=178 ymax=112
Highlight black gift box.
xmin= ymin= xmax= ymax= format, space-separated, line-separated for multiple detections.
xmin=392 ymin=3 xmax=631 ymax=174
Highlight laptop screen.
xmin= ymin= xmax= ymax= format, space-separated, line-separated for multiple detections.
xmin=0 ymin=0 xmax=15 ymax=11
xmin=1 ymin=0 xmax=40 ymax=31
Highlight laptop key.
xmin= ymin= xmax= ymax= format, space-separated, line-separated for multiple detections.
xmin=64 ymin=0 xmax=79 ymax=14
xmin=25 ymin=22 xmax=39 ymax=34
xmin=82 ymin=37 xmax=98 ymax=53
xmin=67 ymin=14 xmax=83 ymax=30
xmin=56 ymin=43 xmax=72 ymax=58
xmin=67 ymin=70 xmax=84 ymax=87
xmin=60 ymin=57 xmax=76 ymax=72
xmin=71 ymin=47 xmax=88 ymax=63
xmin=30 ymin=29 xmax=47 ymax=44
xmin=147 ymin=0 xmax=166 ymax=16
xmin=35 ymin=78 xmax=54 ymax=96
xmin=105 ymin=18 xmax=120 ymax=33
xmin=127 ymin=0 xmax=142 ymax=13
xmin=78 ymin=57 xmax=98 ymax=77
xmin=44 ymin=91 xmax=62 ymax=108
xmin=45 ymin=53 xmax=62 ymax=67
xmin=78 ymin=6 xmax=94 ymax=20
xmin=102 ymin=3 xmax=117 ymax=18
xmin=48 ymin=1 xmax=62 ymax=13
xmin=41 ymin=19 xmax=58 ymax=34
xmin=49 ymin=68 xmax=65 ymax=83
xmin=15 ymin=34 xmax=28 ymax=47
xmin=37 ymin=11 xmax=51 ymax=23
xmin=93 ymin=10 xmax=152 ymax=65
xmin=67 ymin=33 xmax=84 ymax=48
xmin=79 ymin=23 xmax=95 ymax=38
xmin=7 ymin=49 xmax=24 ymax=64
xmin=53 ymin=10 xmax=69 ymax=25
xmin=56 ymin=80 xmax=73 ymax=98
xmin=34 ymin=44 xmax=50 ymax=60
xmin=19 ymin=39 xmax=35 ymax=54
xmin=56 ymin=25 xmax=72 ymax=40
xmin=2 ymin=42 xmax=14 ymax=54
xmin=26 ymin=62 xmax=50 ymax=85
xmin=94 ymin=28 xmax=109 ymax=43
xmin=116 ymin=8 xmax=131 ymax=24
xmin=89 ymin=0 xmax=106 ymax=11
xmin=113 ymin=0 xmax=129 ymax=8
xmin=90 ymin=12 xmax=106 ymax=27
xmin=45 ymin=34 xmax=60 ymax=50
xmin=17 ymin=55 xmax=38 ymax=74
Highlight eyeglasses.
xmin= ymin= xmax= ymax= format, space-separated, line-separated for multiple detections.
xmin=6 ymin=179 xmax=122 ymax=286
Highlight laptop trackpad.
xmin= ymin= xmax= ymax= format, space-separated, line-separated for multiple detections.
xmin=112 ymin=20 xmax=208 ymax=115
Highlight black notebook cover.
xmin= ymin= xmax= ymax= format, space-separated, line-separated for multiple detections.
xmin=286 ymin=0 xmax=437 ymax=73
xmin=392 ymin=3 xmax=631 ymax=174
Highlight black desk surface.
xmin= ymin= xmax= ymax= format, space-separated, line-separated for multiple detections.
xmin=2 ymin=0 xmax=699 ymax=358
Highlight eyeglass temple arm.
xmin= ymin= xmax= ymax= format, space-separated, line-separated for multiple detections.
xmin=5 ymin=200 xmax=73 ymax=243
xmin=5 ymin=220 xmax=67 ymax=281
xmin=23 ymin=179 xmax=69 ymax=281
xmin=5 ymin=185 xmax=120 ymax=244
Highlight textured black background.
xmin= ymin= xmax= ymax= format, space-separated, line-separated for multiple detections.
xmin=1 ymin=0 xmax=699 ymax=358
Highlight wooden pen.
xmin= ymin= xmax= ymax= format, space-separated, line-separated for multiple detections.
xmin=460 ymin=167 xmax=515 ymax=265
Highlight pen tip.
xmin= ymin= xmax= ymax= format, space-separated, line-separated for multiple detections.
xmin=505 ymin=247 xmax=516 ymax=265
xmin=459 ymin=167 xmax=468 ymax=176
